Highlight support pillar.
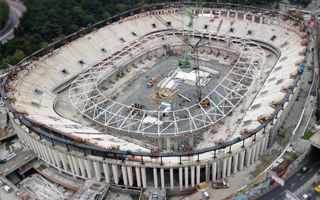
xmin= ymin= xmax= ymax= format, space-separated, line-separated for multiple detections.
xmin=196 ymin=165 xmax=200 ymax=184
xmin=239 ymin=150 xmax=245 ymax=171
xmin=141 ymin=167 xmax=147 ymax=188
xmin=232 ymin=153 xmax=239 ymax=174
xmin=160 ymin=168 xmax=165 ymax=189
xmin=227 ymin=156 xmax=232 ymax=177
xmin=60 ymin=153 xmax=68 ymax=171
xmin=103 ymin=163 xmax=110 ymax=183
xmin=84 ymin=159 xmax=93 ymax=179
xmin=251 ymin=144 xmax=256 ymax=164
xmin=205 ymin=163 xmax=210 ymax=182
xmin=260 ymin=136 xmax=265 ymax=155
xmin=245 ymin=147 xmax=252 ymax=167
xmin=93 ymin=161 xmax=101 ymax=181
xmin=112 ymin=165 xmax=119 ymax=184
xmin=153 ymin=168 xmax=158 ymax=188
xmin=191 ymin=166 xmax=195 ymax=187
xmin=67 ymin=155 xmax=75 ymax=176
xmin=184 ymin=167 xmax=188 ymax=188
xmin=179 ymin=167 xmax=183 ymax=190
xmin=135 ymin=167 xmax=141 ymax=187
xmin=212 ymin=162 xmax=217 ymax=181
xmin=121 ymin=165 xmax=128 ymax=186
xmin=127 ymin=166 xmax=133 ymax=187
xmin=170 ymin=168 xmax=174 ymax=189
xmin=78 ymin=158 xmax=86 ymax=177
xmin=227 ymin=11 xmax=230 ymax=19
xmin=255 ymin=141 xmax=260 ymax=161
xmin=222 ymin=158 xmax=227 ymax=178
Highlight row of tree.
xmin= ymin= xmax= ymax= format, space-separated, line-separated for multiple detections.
xmin=0 ymin=0 xmax=307 ymax=68
xmin=0 ymin=0 xmax=9 ymax=30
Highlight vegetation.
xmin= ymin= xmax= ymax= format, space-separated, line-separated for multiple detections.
xmin=301 ymin=130 xmax=315 ymax=140
xmin=0 ymin=0 xmax=9 ymax=30
xmin=0 ymin=0 xmax=289 ymax=68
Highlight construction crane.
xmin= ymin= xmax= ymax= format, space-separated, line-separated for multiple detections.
xmin=178 ymin=11 xmax=194 ymax=67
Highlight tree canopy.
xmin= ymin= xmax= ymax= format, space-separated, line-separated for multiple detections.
xmin=0 ymin=0 xmax=297 ymax=68
xmin=0 ymin=0 xmax=9 ymax=30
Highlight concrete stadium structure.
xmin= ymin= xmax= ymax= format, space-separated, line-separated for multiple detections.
xmin=1 ymin=3 xmax=309 ymax=193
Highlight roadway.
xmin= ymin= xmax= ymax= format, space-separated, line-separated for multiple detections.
xmin=0 ymin=0 xmax=25 ymax=44
xmin=257 ymin=148 xmax=320 ymax=200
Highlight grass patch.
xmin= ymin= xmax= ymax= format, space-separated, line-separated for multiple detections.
xmin=301 ymin=130 xmax=315 ymax=140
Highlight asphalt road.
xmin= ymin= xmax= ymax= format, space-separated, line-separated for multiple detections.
xmin=0 ymin=0 xmax=25 ymax=43
xmin=257 ymin=148 xmax=320 ymax=200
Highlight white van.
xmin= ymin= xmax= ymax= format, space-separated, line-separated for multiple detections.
xmin=3 ymin=185 xmax=13 ymax=193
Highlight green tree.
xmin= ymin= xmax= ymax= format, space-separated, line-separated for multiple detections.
xmin=0 ymin=0 xmax=9 ymax=29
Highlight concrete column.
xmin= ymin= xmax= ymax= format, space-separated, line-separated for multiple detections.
xmin=59 ymin=152 xmax=68 ymax=171
xmin=127 ymin=166 xmax=133 ymax=187
xmin=170 ymin=168 xmax=174 ymax=189
xmin=206 ymin=163 xmax=210 ymax=182
xmin=212 ymin=162 xmax=217 ymax=181
xmin=37 ymin=142 xmax=47 ymax=161
xmin=251 ymin=144 xmax=256 ymax=164
xmin=222 ymin=158 xmax=227 ymax=178
xmin=67 ymin=155 xmax=75 ymax=176
xmin=260 ymin=16 xmax=263 ymax=24
xmin=245 ymin=147 xmax=252 ymax=167
xmin=160 ymin=168 xmax=165 ymax=189
xmin=78 ymin=158 xmax=86 ymax=177
xmin=112 ymin=165 xmax=119 ymax=184
xmin=84 ymin=159 xmax=93 ymax=179
xmin=255 ymin=141 xmax=260 ymax=161
xmin=227 ymin=156 xmax=232 ymax=177
xmin=196 ymin=165 xmax=200 ymax=184
xmin=53 ymin=150 xmax=61 ymax=168
xmin=135 ymin=167 xmax=141 ymax=187
xmin=153 ymin=168 xmax=158 ymax=188
xmin=184 ymin=167 xmax=188 ymax=188
xmin=44 ymin=146 xmax=53 ymax=165
xmin=121 ymin=165 xmax=128 ymax=186
xmin=260 ymin=136 xmax=265 ymax=155
xmin=179 ymin=167 xmax=183 ymax=190
xmin=232 ymin=153 xmax=239 ymax=174
xmin=218 ymin=10 xmax=221 ymax=18
xmin=227 ymin=11 xmax=230 ymax=19
xmin=252 ymin=15 xmax=255 ymax=22
xmin=264 ymin=132 xmax=269 ymax=151
xmin=141 ymin=167 xmax=147 ymax=188
xmin=191 ymin=166 xmax=195 ymax=187
xmin=36 ymin=143 xmax=45 ymax=160
xmin=93 ymin=161 xmax=101 ymax=181
xmin=103 ymin=163 xmax=111 ymax=183
xmin=235 ymin=12 xmax=238 ymax=19
xmin=239 ymin=150 xmax=245 ymax=171
xmin=72 ymin=156 xmax=81 ymax=176
xmin=244 ymin=13 xmax=247 ymax=20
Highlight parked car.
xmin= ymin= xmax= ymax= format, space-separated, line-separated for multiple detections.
xmin=301 ymin=193 xmax=312 ymax=200
xmin=201 ymin=189 xmax=210 ymax=199
xmin=3 ymin=185 xmax=13 ymax=193
xmin=301 ymin=166 xmax=308 ymax=173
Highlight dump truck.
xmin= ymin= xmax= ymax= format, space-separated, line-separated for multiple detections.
xmin=212 ymin=179 xmax=229 ymax=189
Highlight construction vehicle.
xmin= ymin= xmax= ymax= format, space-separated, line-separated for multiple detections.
xmin=147 ymin=76 xmax=159 ymax=88
xmin=147 ymin=79 xmax=157 ymax=88
xmin=199 ymin=98 xmax=210 ymax=107
xmin=212 ymin=179 xmax=229 ymax=189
